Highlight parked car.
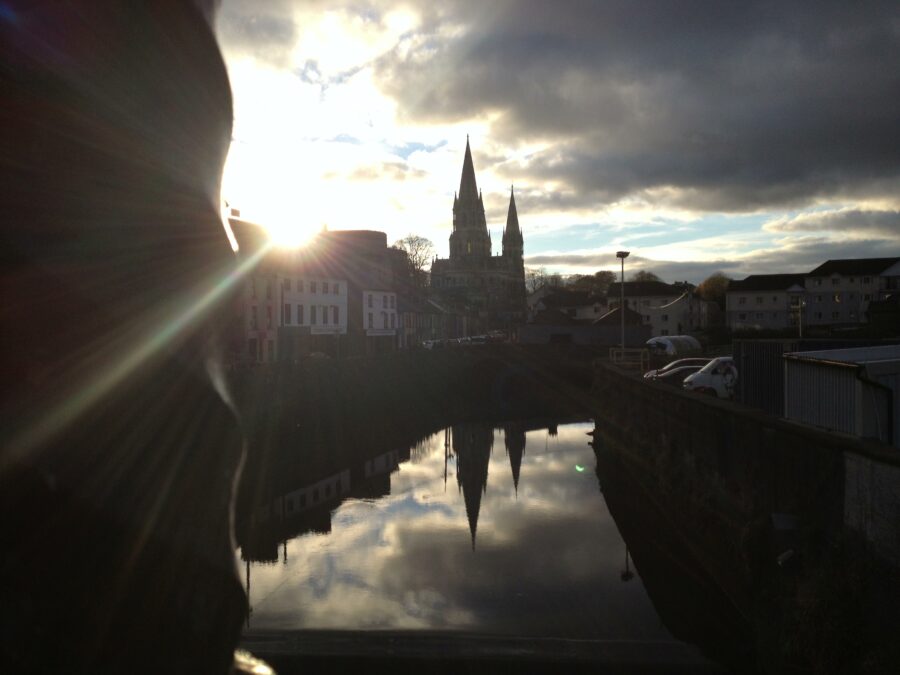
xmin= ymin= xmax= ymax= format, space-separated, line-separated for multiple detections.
xmin=645 ymin=364 xmax=705 ymax=386
xmin=643 ymin=358 xmax=711 ymax=379
xmin=682 ymin=356 xmax=737 ymax=399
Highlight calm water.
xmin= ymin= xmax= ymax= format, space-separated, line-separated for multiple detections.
xmin=237 ymin=420 xmax=708 ymax=658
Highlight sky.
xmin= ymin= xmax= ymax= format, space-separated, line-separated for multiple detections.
xmin=215 ymin=1 xmax=900 ymax=283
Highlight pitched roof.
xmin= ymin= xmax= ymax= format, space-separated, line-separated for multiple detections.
xmin=540 ymin=289 xmax=604 ymax=308
xmin=607 ymin=280 xmax=683 ymax=297
xmin=593 ymin=305 xmax=644 ymax=326
xmin=728 ymin=273 xmax=806 ymax=292
xmin=808 ymin=257 xmax=900 ymax=277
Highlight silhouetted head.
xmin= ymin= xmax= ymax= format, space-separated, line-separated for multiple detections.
xmin=1 ymin=1 xmax=248 ymax=671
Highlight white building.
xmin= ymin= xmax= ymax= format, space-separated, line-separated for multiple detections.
xmin=726 ymin=274 xmax=806 ymax=331
xmin=607 ymin=280 xmax=708 ymax=337
xmin=804 ymin=258 xmax=900 ymax=327
xmin=363 ymin=289 xmax=398 ymax=337
xmin=244 ymin=272 xmax=349 ymax=362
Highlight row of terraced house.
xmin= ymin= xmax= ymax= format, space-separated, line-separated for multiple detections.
xmin=725 ymin=257 xmax=900 ymax=332
xmin=228 ymin=213 xmax=479 ymax=363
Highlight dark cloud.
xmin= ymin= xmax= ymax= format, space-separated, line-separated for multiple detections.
xmin=525 ymin=236 xmax=900 ymax=282
xmin=217 ymin=0 xmax=300 ymax=66
xmin=763 ymin=209 xmax=900 ymax=238
xmin=375 ymin=0 xmax=900 ymax=212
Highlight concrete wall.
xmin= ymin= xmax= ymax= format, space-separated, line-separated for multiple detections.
xmin=519 ymin=323 xmax=650 ymax=346
xmin=592 ymin=361 xmax=900 ymax=567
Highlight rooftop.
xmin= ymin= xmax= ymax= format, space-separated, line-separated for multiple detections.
xmin=807 ymin=257 xmax=900 ymax=277
xmin=728 ymin=273 xmax=806 ymax=292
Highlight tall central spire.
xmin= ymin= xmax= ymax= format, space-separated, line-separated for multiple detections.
xmin=458 ymin=135 xmax=479 ymax=203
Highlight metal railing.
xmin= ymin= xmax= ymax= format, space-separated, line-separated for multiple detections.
xmin=608 ymin=347 xmax=650 ymax=371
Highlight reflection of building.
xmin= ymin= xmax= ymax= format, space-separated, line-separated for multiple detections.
xmin=239 ymin=448 xmax=401 ymax=563
xmin=453 ymin=423 xmax=494 ymax=549
xmin=804 ymin=257 xmax=900 ymax=328
xmin=430 ymin=139 xmax=526 ymax=325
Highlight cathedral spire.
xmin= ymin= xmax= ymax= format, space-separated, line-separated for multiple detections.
xmin=458 ymin=136 xmax=479 ymax=203
xmin=503 ymin=185 xmax=523 ymax=246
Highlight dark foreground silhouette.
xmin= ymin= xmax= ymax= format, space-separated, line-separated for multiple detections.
xmin=1 ymin=2 xmax=246 ymax=672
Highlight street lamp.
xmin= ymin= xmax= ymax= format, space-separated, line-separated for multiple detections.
xmin=616 ymin=251 xmax=630 ymax=350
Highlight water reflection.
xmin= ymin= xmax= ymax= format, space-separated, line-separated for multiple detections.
xmin=237 ymin=420 xmax=702 ymax=656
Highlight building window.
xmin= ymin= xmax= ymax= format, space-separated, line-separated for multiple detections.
xmin=311 ymin=281 xmax=317 ymax=294
xmin=832 ymin=277 xmax=840 ymax=285
xmin=284 ymin=303 xmax=291 ymax=324
xmin=250 ymin=306 xmax=258 ymax=329
xmin=390 ymin=295 xmax=395 ymax=309
xmin=382 ymin=311 xmax=387 ymax=328
xmin=322 ymin=281 xmax=329 ymax=294
xmin=333 ymin=282 xmax=340 ymax=294
xmin=815 ymin=312 xmax=823 ymax=319
xmin=299 ymin=494 xmax=306 ymax=508
xmin=816 ymin=295 xmax=823 ymax=302
xmin=814 ymin=279 xmax=821 ymax=286
xmin=756 ymin=296 xmax=763 ymax=304
xmin=332 ymin=306 xmax=339 ymax=324
xmin=738 ymin=313 xmax=747 ymax=320
xmin=849 ymin=277 xmax=855 ymax=283
xmin=863 ymin=276 xmax=871 ymax=284
xmin=383 ymin=295 xmax=387 ymax=308
xmin=266 ymin=305 xmax=272 ymax=329
xmin=661 ymin=314 xmax=668 ymax=322
xmin=660 ymin=329 xmax=669 ymax=336
xmin=322 ymin=306 xmax=328 ymax=324
xmin=390 ymin=313 xmax=396 ymax=329
xmin=311 ymin=305 xmax=317 ymax=325
xmin=772 ymin=296 xmax=777 ymax=303
xmin=368 ymin=294 xmax=373 ymax=308
xmin=864 ymin=294 xmax=872 ymax=301
xmin=756 ymin=313 xmax=763 ymax=319
xmin=297 ymin=304 xmax=304 ymax=324
xmin=284 ymin=278 xmax=291 ymax=291
xmin=368 ymin=312 xmax=373 ymax=328
xmin=738 ymin=297 xmax=746 ymax=305
xmin=833 ymin=294 xmax=841 ymax=303
xmin=298 ymin=279 xmax=304 ymax=292
xmin=832 ymin=311 xmax=840 ymax=319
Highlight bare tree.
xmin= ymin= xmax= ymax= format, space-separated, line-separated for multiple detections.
xmin=393 ymin=234 xmax=435 ymax=289
xmin=393 ymin=234 xmax=435 ymax=274
xmin=525 ymin=266 xmax=564 ymax=294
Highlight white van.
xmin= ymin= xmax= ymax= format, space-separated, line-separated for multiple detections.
xmin=682 ymin=356 xmax=737 ymax=399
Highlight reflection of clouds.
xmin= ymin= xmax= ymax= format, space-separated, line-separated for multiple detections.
xmin=244 ymin=422 xmax=670 ymax=640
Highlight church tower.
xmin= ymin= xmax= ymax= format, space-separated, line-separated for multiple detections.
xmin=502 ymin=186 xmax=524 ymax=272
xmin=449 ymin=137 xmax=491 ymax=264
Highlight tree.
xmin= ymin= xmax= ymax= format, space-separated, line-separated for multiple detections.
xmin=525 ymin=267 xmax=564 ymax=294
xmin=568 ymin=270 xmax=616 ymax=295
xmin=631 ymin=270 xmax=661 ymax=282
xmin=696 ymin=271 xmax=731 ymax=309
xmin=393 ymin=234 xmax=435 ymax=273
xmin=393 ymin=234 xmax=435 ymax=289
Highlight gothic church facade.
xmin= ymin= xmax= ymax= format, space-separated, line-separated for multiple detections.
xmin=431 ymin=139 xmax=526 ymax=323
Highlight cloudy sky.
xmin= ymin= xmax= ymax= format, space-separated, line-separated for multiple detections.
xmin=215 ymin=1 xmax=900 ymax=282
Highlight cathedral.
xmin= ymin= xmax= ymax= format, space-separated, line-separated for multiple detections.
xmin=430 ymin=138 xmax=527 ymax=323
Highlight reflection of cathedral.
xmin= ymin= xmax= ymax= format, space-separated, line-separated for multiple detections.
xmin=504 ymin=423 xmax=526 ymax=495
xmin=451 ymin=422 xmax=530 ymax=549
xmin=430 ymin=139 xmax=526 ymax=323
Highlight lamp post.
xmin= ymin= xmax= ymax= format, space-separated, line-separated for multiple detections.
xmin=616 ymin=251 xmax=630 ymax=350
